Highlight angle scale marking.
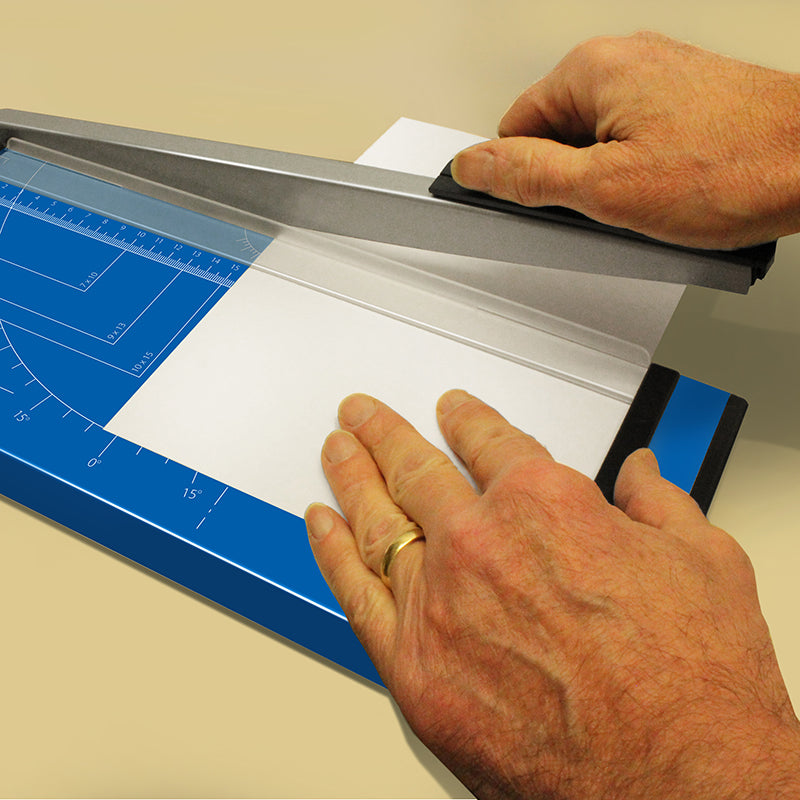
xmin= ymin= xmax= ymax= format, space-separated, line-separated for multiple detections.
xmin=0 ymin=148 xmax=378 ymax=683
xmin=0 ymin=317 xmax=235 ymax=534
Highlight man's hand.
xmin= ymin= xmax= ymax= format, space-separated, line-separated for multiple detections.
xmin=451 ymin=31 xmax=800 ymax=249
xmin=305 ymin=391 xmax=800 ymax=800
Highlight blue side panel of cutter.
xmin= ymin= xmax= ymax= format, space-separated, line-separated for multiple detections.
xmin=0 ymin=149 xmax=381 ymax=685
xmin=648 ymin=376 xmax=730 ymax=494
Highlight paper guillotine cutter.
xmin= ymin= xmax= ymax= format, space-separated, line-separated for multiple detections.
xmin=0 ymin=110 xmax=769 ymax=684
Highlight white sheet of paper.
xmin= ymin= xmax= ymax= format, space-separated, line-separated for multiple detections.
xmin=106 ymin=258 xmax=629 ymax=516
xmin=355 ymin=116 xmax=487 ymax=176
xmin=106 ymin=118 xmax=680 ymax=518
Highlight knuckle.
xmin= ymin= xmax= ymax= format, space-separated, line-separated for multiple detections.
xmin=359 ymin=508 xmax=408 ymax=566
xmin=629 ymin=29 xmax=668 ymax=45
xmin=521 ymin=459 xmax=594 ymax=504
xmin=471 ymin=427 xmax=536 ymax=475
xmin=416 ymin=583 xmax=477 ymax=658
xmin=481 ymin=143 xmax=540 ymax=207
xmin=490 ymin=459 xmax=606 ymax=534
xmin=706 ymin=527 xmax=757 ymax=582
xmin=568 ymin=32 xmax=670 ymax=90
xmin=345 ymin=580 xmax=383 ymax=639
xmin=441 ymin=507 xmax=489 ymax=565
xmin=494 ymin=148 xmax=536 ymax=205
xmin=569 ymin=34 xmax=626 ymax=73
xmin=419 ymin=587 xmax=453 ymax=635
xmin=584 ymin=148 xmax=676 ymax=234
xmin=387 ymin=446 xmax=453 ymax=506
xmin=510 ymin=158 xmax=541 ymax=207
xmin=585 ymin=148 xmax=639 ymax=209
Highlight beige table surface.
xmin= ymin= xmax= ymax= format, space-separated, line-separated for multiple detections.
xmin=1 ymin=2 xmax=798 ymax=797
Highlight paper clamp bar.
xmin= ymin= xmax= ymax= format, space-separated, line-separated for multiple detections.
xmin=0 ymin=109 xmax=773 ymax=291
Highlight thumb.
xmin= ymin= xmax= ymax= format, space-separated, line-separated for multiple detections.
xmin=615 ymin=448 xmax=708 ymax=532
xmin=450 ymin=136 xmax=591 ymax=208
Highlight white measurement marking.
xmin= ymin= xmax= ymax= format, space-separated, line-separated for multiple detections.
xmin=76 ymin=249 xmax=126 ymax=293
xmin=110 ymin=269 xmax=181 ymax=346
xmin=140 ymin=283 xmax=222 ymax=378
xmin=0 ymin=321 xmax=98 ymax=428
xmin=0 ymin=268 xmax=221 ymax=379
xmin=0 ymin=293 xmax=129 ymax=344
xmin=0 ymin=195 xmax=235 ymax=287
xmin=29 ymin=395 xmax=50 ymax=410
xmin=97 ymin=436 xmax=117 ymax=458
xmin=2 ymin=317 xmax=167 ymax=380
xmin=0 ymin=160 xmax=46 ymax=239
xmin=0 ymin=385 xmax=13 ymax=394
xmin=213 ymin=486 xmax=228 ymax=506
xmin=239 ymin=231 xmax=264 ymax=258
xmin=0 ymin=255 xmax=101 ymax=292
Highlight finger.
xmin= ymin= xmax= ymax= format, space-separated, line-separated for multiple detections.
xmin=451 ymin=135 xmax=688 ymax=246
xmin=436 ymin=389 xmax=552 ymax=491
xmin=337 ymin=393 xmax=477 ymax=531
xmin=320 ymin=429 xmax=425 ymax=604
xmin=450 ymin=136 xmax=596 ymax=211
xmin=305 ymin=502 xmax=395 ymax=678
xmin=498 ymin=69 xmax=599 ymax=144
xmin=497 ymin=34 xmax=642 ymax=143
xmin=614 ymin=449 xmax=709 ymax=532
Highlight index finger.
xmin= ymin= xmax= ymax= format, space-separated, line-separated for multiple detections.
xmin=499 ymin=38 xmax=611 ymax=143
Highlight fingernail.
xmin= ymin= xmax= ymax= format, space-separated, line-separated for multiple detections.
xmin=305 ymin=502 xmax=334 ymax=541
xmin=338 ymin=393 xmax=376 ymax=428
xmin=437 ymin=389 xmax=472 ymax=416
xmin=323 ymin=430 xmax=358 ymax=464
xmin=451 ymin=147 xmax=492 ymax=191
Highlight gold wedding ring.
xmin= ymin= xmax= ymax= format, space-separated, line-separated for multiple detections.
xmin=380 ymin=527 xmax=425 ymax=589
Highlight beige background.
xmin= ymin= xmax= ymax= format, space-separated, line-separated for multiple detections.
xmin=1 ymin=2 xmax=798 ymax=797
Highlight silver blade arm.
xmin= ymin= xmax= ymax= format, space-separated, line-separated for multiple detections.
xmin=0 ymin=109 xmax=762 ymax=291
